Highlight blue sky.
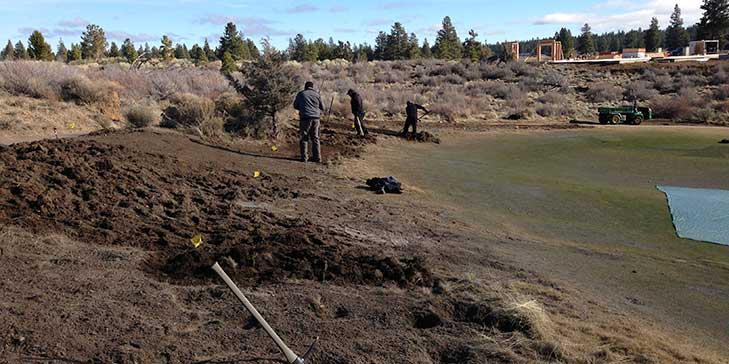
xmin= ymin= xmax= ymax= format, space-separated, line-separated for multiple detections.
xmin=0 ymin=0 xmax=705 ymax=49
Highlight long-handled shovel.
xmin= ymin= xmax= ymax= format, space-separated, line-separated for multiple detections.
xmin=212 ymin=262 xmax=318 ymax=364
xmin=417 ymin=110 xmax=431 ymax=122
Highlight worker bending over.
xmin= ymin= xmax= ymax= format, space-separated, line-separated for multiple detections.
xmin=402 ymin=101 xmax=429 ymax=137
xmin=347 ymin=89 xmax=368 ymax=136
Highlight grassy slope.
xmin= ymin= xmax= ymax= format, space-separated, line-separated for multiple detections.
xmin=375 ymin=126 xmax=729 ymax=354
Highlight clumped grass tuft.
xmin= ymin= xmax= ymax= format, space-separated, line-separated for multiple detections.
xmin=162 ymin=93 xmax=216 ymax=128
xmin=125 ymin=101 xmax=161 ymax=128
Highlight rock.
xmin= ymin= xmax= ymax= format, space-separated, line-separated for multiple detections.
xmin=719 ymin=139 xmax=729 ymax=144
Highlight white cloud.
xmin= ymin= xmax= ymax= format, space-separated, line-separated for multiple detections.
xmin=534 ymin=0 xmax=704 ymax=32
xmin=533 ymin=13 xmax=589 ymax=25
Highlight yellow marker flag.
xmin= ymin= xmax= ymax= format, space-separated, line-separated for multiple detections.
xmin=271 ymin=145 xmax=279 ymax=152
xmin=352 ymin=124 xmax=356 ymax=129
xmin=191 ymin=234 xmax=203 ymax=248
xmin=253 ymin=170 xmax=261 ymax=178
xmin=68 ymin=122 xmax=76 ymax=129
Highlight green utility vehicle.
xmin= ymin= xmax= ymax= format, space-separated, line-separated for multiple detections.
xmin=598 ymin=105 xmax=653 ymax=125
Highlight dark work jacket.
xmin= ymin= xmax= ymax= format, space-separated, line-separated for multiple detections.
xmin=350 ymin=92 xmax=364 ymax=115
xmin=406 ymin=103 xmax=427 ymax=120
xmin=294 ymin=87 xmax=324 ymax=120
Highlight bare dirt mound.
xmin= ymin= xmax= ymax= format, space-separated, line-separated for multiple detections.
xmin=403 ymin=131 xmax=441 ymax=144
xmin=0 ymin=137 xmax=431 ymax=288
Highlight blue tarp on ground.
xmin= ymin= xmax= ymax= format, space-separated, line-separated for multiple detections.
xmin=657 ymin=186 xmax=729 ymax=246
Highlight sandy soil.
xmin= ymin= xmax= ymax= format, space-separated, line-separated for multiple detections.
xmin=0 ymin=122 xmax=726 ymax=364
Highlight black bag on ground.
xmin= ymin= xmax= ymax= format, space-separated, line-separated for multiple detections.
xmin=366 ymin=176 xmax=403 ymax=194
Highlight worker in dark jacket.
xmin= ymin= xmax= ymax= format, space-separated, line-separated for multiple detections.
xmin=347 ymin=89 xmax=368 ymax=136
xmin=294 ymin=81 xmax=324 ymax=162
xmin=402 ymin=101 xmax=429 ymax=137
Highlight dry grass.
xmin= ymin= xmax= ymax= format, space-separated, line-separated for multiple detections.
xmin=2 ymin=59 xmax=727 ymax=132
xmin=161 ymin=93 xmax=215 ymax=128
xmin=125 ymin=101 xmax=161 ymax=128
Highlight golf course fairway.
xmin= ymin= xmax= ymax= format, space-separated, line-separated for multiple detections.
xmin=374 ymin=126 xmax=729 ymax=352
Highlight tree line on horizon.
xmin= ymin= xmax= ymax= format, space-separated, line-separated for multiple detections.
xmin=1 ymin=1 xmax=728 ymax=65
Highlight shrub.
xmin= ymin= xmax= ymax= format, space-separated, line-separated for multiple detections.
xmin=200 ymin=117 xmax=226 ymax=139
xmin=674 ymin=75 xmax=707 ymax=91
xmin=649 ymin=95 xmax=693 ymax=121
xmin=59 ymin=76 xmax=118 ymax=105
xmin=215 ymin=92 xmax=247 ymax=118
xmin=536 ymin=103 xmax=564 ymax=117
xmin=0 ymin=61 xmax=79 ymax=99
xmin=542 ymin=70 xmax=569 ymax=89
xmin=538 ymin=91 xmax=567 ymax=105
xmin=714 ymin=100 xmax=729 ymax=114
xmin=713 ymin=85 xmax=729 ymax=101
xmin=624 ymin=80 xmax=658 ymax=101
xmin=125 ymin=101 xmax=161 ymax=128
xmin=586 ymin=82 xmax=621 ymax=103
xmin=162 ymin=93 xmax=215 ymax=127
xmin=651 ymin=74 xmax=674 ymax=93
xmin=692 ymin=108 xmax=716 ymax=123
xmin=443 ymin=73 xmax=465 ymax=85
xmin=711 ymin=68 xmax=729 ymax=85
xmin=489 ymin=82 xmax=523 ymax=100
xmin=507 ymin=62 xmax=535 ymax=77
xmin=505 ymin=90 xmax=532 ymax=119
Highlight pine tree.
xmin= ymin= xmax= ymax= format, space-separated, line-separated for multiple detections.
xmin=1 ymin=40 xmax=14 ymax=61
xmin=80 ymin=24 xmax=108 ymax=60
xmin=150 ymin=46 xmax=160 ymax=58
xmin=203 ymin=39 xmax=216 ymax=61
xmin=304 ymin=40 xmax=319 ymax=61
xmin=27 ymin=30 xmax=53 ymax=60
xmin=356 ymin=49 xmax=367 ymax=62
xmin=499 ymin=42 xmax=516 ymax=62
xmin=666 ymin=5 xmax=690 ymax=49
xmin=312 ymin=38 xmax=329 ymax=60
xmin=68 ymin=43 xmax=82 ymax=61
xmin=220 ymin=51 xmax=237 ymax=74
xmin=384 ymin=22 xmax=409 ymax=60
xmin=645 ymin=18 xmax=662 ymax=52
xmin=555 ymin=28 xmax=575 ymax=58
xmin=174 ymin=44 xmax=190 ymax=59
xmin=121 ymin=38 xmax=138 ymax=63
xmin=108 ymin=41 xmax=120 ymax=57
xmin=190 ymin=44 xmax=208 ymax=65
xmin=160 ymin=35 xmax=174 ymax=61
xmin=289 ymin=34 xmax=307 ymax=62
xmin=434 ymin=16 xmax=462 ymax=60
xmin=578 ymin=23 xmax=595 ymax=55
xmin=421 ymin=38 xmax=432 ymax=58
xmin=408 ymin=33 xmax=421 ymax=59
xmin=218 ymin=22 xmax=250 ymax=60
xmin=462 ymin=29 xmax=483 ymax=62
xmin=609 ymin=35 xmax=622 ymax=52
xmin=230 ymin=47 xmax=298 ymax=136
xmin=246 ymin=39 xmax=259 ymax=59
xmin=56 ymin=39 xmax=68 ymax=62
xmin=14 ymin=41 xmax=28 ymax=60
xmin=374 ymin=31 xmax=388 ymax=60
xmin=697 ymin=0 xmax=729 ymax=42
